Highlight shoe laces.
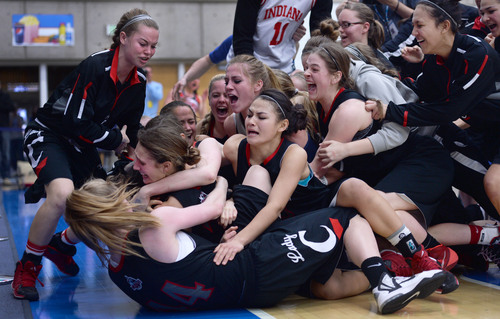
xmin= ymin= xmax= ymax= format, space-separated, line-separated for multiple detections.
xmin=381 ymin=250 xmax=413 ymax=277
xmin=411 ymin=249 xmax=441 ymax=272
xmin=478 ymin=244 xmax=500 ymax=268
xmin=21 ymin=261 xmax=44 ymax=288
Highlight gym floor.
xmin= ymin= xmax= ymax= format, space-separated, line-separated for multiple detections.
xmin=2 ymin=188 xmax=500 ymax=319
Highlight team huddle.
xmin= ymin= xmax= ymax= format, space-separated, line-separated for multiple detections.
xmin=11 ymin=0 xmax=500 ymax=316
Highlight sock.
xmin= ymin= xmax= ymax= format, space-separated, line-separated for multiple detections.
xmin=422 ymin=233 xmax=441 ymax=249
xmin=387 ymin=225 xmax=420 ymax=257
xmin=469 ymin=225 xmax=500 ymax=245
xmin=361 ymin=256 xmax=388 ymax=289
xmin=61 ymin=229 xmax=77 ymax=245
xmin=25 ymin=239 xmax=47 ymax=257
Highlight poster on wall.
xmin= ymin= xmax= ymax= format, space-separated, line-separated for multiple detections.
xmin=12 ymin=14 xmax=74 ymax=46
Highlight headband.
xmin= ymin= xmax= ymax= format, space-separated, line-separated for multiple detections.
xmin=419 ymin=0 xmax=458 ymax=28
xmin=321 ymin=47 xmax=341 ymax=71
xmin=345 ymin=45 xmax=368 ymax=63
xmin=260 ymin=95 xmax=286 ymax=118
xmin=120 ymin=14 xmax=153 ymax=32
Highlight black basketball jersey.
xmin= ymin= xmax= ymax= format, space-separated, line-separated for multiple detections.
xmin=316 ymin=88 xmax=368 ymax=138
xmin=109 ymin=205 xmax=358 ymax=311
xmin=158 ymin=184 xmax=224 ymax=243
xmin=235 ymin=138 xmax=336 ymax=217
xmin=109 ymin=229 xmax=256 ymax=311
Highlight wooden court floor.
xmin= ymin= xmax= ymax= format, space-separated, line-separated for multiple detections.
xmin=3 ymin=188 xmax=500 ymax=319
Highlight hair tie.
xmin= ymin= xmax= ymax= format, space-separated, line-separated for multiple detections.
xmin=321 ymin=47 xmax=341 ymax=71
xmin=120 ymin=14 xmax=153 ymax=32
xmin=260 ymin=95 xmax=286 ymax=118
xmin=419 ymin=0 xmax=458 ymax=28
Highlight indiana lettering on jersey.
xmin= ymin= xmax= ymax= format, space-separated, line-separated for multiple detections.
xmin=263 ymin=5 xmax=304 ymax=22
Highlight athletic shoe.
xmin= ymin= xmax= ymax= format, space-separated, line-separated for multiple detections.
xmin=372 ymin=270 xmax=446 ymax=314
xmin=409 ymin=245 xmax=459 ymax=294
xmin=407 ymin=245 xmax=441 ymax=274
xmin=456 ymin=244 xmax=489 ymax=272
xmin=435 ymin=271 xmax=459 ymax=294
xmin=12 ymin=260 xmax=43 ymax=301
xmin=381 ymin=250 xmax=413 ymax=277
xmin=427 ymin=244 xmax=459 ymax=271
xmin=478 ymin=236 xmax=500 ymax=268
xmin=43 ymin=232 xmax=79 ymax=276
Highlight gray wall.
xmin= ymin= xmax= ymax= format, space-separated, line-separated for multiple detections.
xmin=0 ymin=1 xmax=236 ymax=65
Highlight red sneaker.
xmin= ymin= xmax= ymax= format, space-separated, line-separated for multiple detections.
xmin=427 ymin=245 xmax=459 ymax=271
xmin=381 ymin=250 xmax=413 ymax=277
xmin=408 ymin=245 xmax=459 ymax=294
xmin=407 ymin=245 xmax=441 ymax=274
xmin=12 ymin=260 xmax=43 ymax=301
xmin=43 ymin=232 xmax=79 ymax=276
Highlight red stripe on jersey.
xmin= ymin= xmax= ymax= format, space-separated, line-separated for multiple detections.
xmin=464 ymin=60 xmax=469 ymax=74
xmin=329 ymin=218 xmax=344 ymax=239
xmin=403 ymin=111 xmax=408 ymax=127
xmin=322 ymin=87 xmax=345 ymax=124
xmin=35 ymin=157 xmax=47 ymax=176
xmin=78 ymin=135 xmax=93 ymax=144
xmin=245 ymin=142 xmax=251 ymax=166
xmin=478 ymin=55 xmax=488 ymax=75
xmin=71 ymin=73 xmax=81 ymax=94
xmin=245 ymin=137 xmax=285 ymax=166
xmin=263 ymin=137 xmax=284 ymax=165
xmin=82 ymin=82 xmax=93 ymax=100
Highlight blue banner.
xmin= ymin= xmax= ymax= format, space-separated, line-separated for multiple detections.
xmin=12 ymin=14 xmax=74 ymax=46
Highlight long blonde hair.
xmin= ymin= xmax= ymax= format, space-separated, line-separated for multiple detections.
xmin=227 ymin=55 xmax=282 ymax=91
xmin=65 ymin=179 xmax=161 ymax=266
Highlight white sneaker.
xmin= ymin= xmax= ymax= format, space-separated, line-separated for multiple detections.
xmin=373 ymin=270 xmax=446 ymax=314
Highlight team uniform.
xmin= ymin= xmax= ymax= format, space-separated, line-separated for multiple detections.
xmin=23 ymin=48 xmax=145 ymax=203
xmin=158 ymin=183 xmax=226 ymax=244
xmin=384 ymin=33 xmax=500 ymax=220
xmin=317 ymin=88 xmax=454 ymax=225
xmin=227 ymin=0 xmax=332 ymax=73
xmin=234 ymin=137 xmax=340 ymax=219
xmin=206 ymin=120 xmax=229 ymax=144
xmin=109 ymin=185 xmax=356 ymax=311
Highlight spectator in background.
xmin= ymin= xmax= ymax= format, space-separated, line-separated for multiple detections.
xmin=9 ymin=107 xmax=26 ymax=179
xmin=172 ymin=35 xmax=233 ymax=99
xmin=336 ymin=0 xmax=416 ymax=46
xmin=143 ymin=66 xmax=163 ymax=118
xmin=227 ymin=0 xmax=333 ymax=74
xmin=165 ymin=78 xmax=206 ymax=118
xmin=0 ymin=87 xmax=15 ymax=185
xmin=337 ymin=2 xmax=395 ymax=69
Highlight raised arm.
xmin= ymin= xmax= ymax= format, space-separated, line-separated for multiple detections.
xmin=232 ymin=0 xmax=259 ymax=56
xmin=143 ymin=176 xmax=228 ymax=263
xmin=172 ymin=55 xmax=214 ymax=99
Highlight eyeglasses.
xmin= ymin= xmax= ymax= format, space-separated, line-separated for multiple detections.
xmin=339 ymin=21 xmax=364 ymax=29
